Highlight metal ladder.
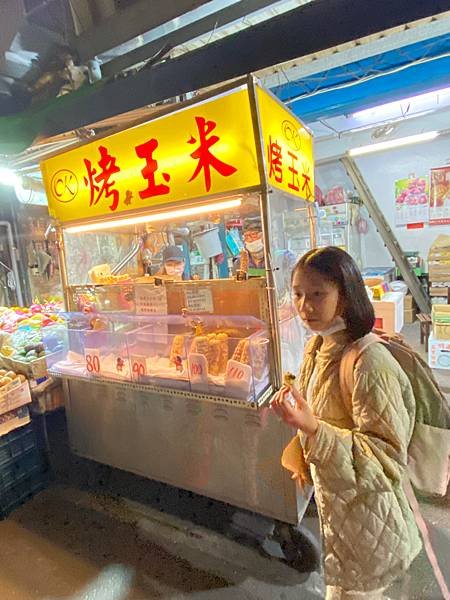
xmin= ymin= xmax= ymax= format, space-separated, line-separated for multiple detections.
xmin=341 ymin=156 xmax=431 ymax=314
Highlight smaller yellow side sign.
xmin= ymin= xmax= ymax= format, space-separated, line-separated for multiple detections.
xmin=256 ymin=86 xmax=314 ymax=201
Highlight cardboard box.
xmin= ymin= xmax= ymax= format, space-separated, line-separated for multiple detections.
xmin=404 ymin=295 xmax=416 ymax=309
xmin=404 ymin=308 xmax=417 ymax=324
xmin=429 ymin=334 xmax=450 ymax=370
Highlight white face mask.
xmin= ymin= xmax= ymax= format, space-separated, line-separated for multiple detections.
xmin=165 ymin=264 xmax=184 ymax=277
xmin=245 ymin=239 xmax=264 ymax=255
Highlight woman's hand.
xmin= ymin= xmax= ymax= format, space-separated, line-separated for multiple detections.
xmin=270 ymin=385 xmax=319 ymax=437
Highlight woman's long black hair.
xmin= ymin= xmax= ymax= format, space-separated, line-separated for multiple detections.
xmin=292 ymin=246 xmax=375 ymax=341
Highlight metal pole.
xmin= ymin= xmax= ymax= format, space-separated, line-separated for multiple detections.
xmin=307 ymin=203 xmax=318 ymax=249
xmin=247 ymin=75 xmax=282 ymax=390
xmin=56 ymin=227 xmax=71 ymax=310
xmin=341 ymin=156 xmax=430 ymax=313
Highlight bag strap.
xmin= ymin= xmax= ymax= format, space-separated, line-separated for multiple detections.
xmin=338 ymin=333 xmax=381 ymax=401
xmin=339 ymin=336 xmax=450 ymax=599
xmin=403 ymin=479 xmax=450 ymax=600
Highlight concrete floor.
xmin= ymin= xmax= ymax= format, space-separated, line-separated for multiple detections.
xmin=0 ymin=322 xmax=448 ymax=600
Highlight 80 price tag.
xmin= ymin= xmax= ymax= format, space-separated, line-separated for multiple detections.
xmin=85 ymin=349 xmax=101 ymax=375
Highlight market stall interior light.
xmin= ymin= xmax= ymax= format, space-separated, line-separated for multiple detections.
xmin=348 ymin=131 xmax=440 ymax=156
xmin=0 ymin=167 xmax=20 ymax=187
xmin=64 ymin=198 xmax=243 ymax=234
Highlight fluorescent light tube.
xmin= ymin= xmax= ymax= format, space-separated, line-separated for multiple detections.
xmin=64 ymin=198 xmax=242 ymax=234
xmin=348 ymin=131 xmax=440 ymax=156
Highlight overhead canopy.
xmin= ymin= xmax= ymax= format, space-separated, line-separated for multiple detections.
xmin=1 ymin=0 xmax=448 ymax=156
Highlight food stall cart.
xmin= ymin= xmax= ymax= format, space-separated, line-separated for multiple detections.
xmin=40 ymin=76 xmax=315 ymax=526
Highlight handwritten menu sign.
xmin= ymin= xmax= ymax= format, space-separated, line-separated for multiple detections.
xmin=184 ymin=287 xmax=214 ymax=313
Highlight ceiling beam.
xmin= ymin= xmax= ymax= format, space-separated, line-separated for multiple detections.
xmin=3 ymin=0 xmax=450 ymax=152
xmin=101 ymin=0 xmax=282 ymax=78
xmin=73 ymin=0 xmax=213 ymax=63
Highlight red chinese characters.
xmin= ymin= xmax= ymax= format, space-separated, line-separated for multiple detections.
xmin=267 ymin=136 xmax=283 ymax=184
xmin=83 ymin=145 xmax=121 ymax=211
xmin=188 ymin=116 xmax=237 ymax=191
xmin=301 ymin=170 xmax=313 ymax=200
xmin=287 ymin=151 xmax=299 ymax=192
xmin=135 ymin=138 xmax=170 ymax=198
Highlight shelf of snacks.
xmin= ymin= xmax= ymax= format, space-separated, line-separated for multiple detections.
xmin=0 ymin=369 xmax=32 ymax=437
xmin=0 ymin=302 xmax=65 ymax=380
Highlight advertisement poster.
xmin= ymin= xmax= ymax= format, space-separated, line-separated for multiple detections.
xmin=429 ymin=166 xmax=450 ymax=225
xmin=394 ymin=176 xmax=429 ymax=226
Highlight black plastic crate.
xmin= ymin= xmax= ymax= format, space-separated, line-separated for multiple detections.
xmin=0 ymin=424 xmax=36 ymax=467
xmin=0 ymin=468 xmax=48 ymax=519
xmin=0 ymin=448 xmax=44 ymax=490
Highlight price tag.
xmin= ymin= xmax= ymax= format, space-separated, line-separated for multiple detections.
xmin=84 ymin=348 xmax=101 ymax=376
xmin=131 ymin=354 xmax=147 ymax=380
xmin=225 ymin=359 xmax=252 ymax=393
xmin=188 ymin=353 xmax=208 ymax=385
xmin=184 ymin=287 xmax=214 ymax=313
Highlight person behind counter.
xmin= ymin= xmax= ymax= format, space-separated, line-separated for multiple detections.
xmin=271 ymin=247 xmax=421 ymax=599
xmin=157 ymin=245 xmax=186 ymax=280
xmin=234 ymin=221 xmax=296 ymax=302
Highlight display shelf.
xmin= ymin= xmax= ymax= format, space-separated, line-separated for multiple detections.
xmin=50 ymin=369 xmax=273 ymax=410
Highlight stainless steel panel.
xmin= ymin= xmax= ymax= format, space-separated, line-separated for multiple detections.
xmin=64 ymin=379 xmax=305 ymax=524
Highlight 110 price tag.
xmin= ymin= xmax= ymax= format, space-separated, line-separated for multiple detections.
xmin=225 ymin=359 xmax=252 ymax=393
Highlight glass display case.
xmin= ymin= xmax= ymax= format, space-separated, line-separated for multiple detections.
xmin=44 ymin=313 xmax=270 ymax=403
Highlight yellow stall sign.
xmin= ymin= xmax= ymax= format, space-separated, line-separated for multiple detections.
xmin=256 ymin=86 xmax=314 ymax=202
xmin=41 ymin=89 xmax=260 ymax=223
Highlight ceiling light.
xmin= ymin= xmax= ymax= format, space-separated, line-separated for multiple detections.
xmin=0 ymin=167 xmax=20 ymax=187
xmin=348 ymin=131 xmax=440 ymax=156
xmin=64 ymin=198 xmax=242 ymax=234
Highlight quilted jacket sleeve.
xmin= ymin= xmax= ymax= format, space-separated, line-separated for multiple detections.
xmin=300 ymin=347 xmax=414 ymax=493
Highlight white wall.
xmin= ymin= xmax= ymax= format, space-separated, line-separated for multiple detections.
xmin=355 ymin=136 xmax=450 ymax=269
xmin=315 ymin=115 xmax=450 ymax=270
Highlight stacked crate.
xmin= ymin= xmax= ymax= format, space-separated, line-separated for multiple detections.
xmin=403 ymin=294 xmax=417 ymax=324
xmin=0 ymin=423 xmax=48 ymax=518
xmin=428 ymin=235 xmax=450 ymax=305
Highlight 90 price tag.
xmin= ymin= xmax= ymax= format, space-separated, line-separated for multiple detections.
xmin=131 ymin=355 xmax=147 ymax=380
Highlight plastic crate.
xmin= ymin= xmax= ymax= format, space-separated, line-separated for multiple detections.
xmin=0 ymin=423 xmax=36 ymax=467
xmin=0 ymin=448 xmax=43 ymax=490
xmin=0 ymin=468 xmax=48 ymax=519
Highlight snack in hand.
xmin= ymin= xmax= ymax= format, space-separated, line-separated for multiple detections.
xmin=283 ymin=371 xmax=296 ymax=387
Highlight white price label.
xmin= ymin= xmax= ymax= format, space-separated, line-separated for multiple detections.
xmin=85 ymin=348 xmax=101 ymax=375
xmin=188 ymin=353 xmax=208 ymax=385
xmin=131 ymin=354 xmax=147 ymax=379
xmin=225 ymin=359 xmax=252 ymax=393
xmin=184 ymin=287 xmax=214 ymax=313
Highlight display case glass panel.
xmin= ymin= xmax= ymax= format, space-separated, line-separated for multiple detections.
xmin=43 ymin=313 xmax=270 ymax=404
xmin=267 ymin=190 xmax=311 ymax=375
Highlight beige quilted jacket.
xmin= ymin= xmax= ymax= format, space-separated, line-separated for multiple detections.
xmin=297 ymin=331 xmax=422 ymax=592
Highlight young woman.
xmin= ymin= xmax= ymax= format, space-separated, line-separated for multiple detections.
xmin=271 ymin=247 xmax=421 ymax=600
